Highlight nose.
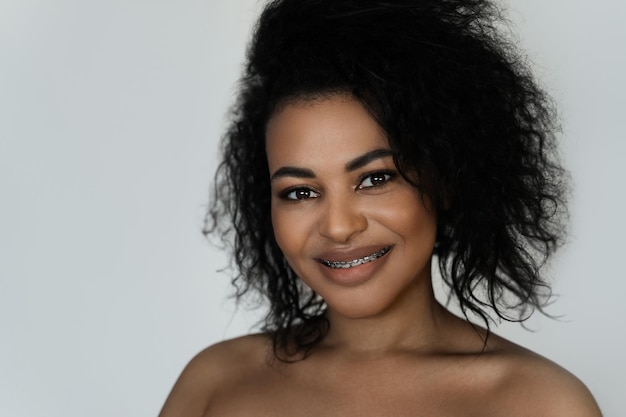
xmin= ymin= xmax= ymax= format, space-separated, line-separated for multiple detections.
xmin=317 ymin=194 xmax=367 ymax=243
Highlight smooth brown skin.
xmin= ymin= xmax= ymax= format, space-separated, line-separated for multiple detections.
xmin=160 ymin=95 xmax=601 ymax=417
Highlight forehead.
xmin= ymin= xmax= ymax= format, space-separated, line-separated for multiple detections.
xmin=265 ymin=94 xmax=389 ymax=171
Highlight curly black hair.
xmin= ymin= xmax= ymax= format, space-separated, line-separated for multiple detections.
xmin=206 ymin=0 xmax=568 ymax=359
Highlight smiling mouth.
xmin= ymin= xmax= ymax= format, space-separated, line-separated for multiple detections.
xmin=318 ymin=246 xmax=392 ymax=269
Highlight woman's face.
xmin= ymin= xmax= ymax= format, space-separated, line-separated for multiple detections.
xmin=266 ymin=94 xmax=437 ymax=319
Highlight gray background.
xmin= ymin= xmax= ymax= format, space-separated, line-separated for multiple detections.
xmin=1 ymin=0 xmax=624 ymax=415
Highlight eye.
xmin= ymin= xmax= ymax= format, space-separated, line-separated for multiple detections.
xmin=358 ymin=171 xmax=396 ymax=190
xmin=281 ymin=187 xmax=321 ymax=201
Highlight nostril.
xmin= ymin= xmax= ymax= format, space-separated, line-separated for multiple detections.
xmin=318 ymin=204 xmax=367 ymax=243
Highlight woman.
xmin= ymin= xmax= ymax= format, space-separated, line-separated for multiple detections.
xmin=160 ymin=0 xmax=601 ymax=415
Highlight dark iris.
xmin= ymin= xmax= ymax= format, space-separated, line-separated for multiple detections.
xmin=296 ymin=189 xmax=311 ymax=199
xmin=370 ymin=173 xmax=388 ymax=186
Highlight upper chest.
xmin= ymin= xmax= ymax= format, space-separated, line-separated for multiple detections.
xmin=205 ymin=354 xmax=506 ymax=417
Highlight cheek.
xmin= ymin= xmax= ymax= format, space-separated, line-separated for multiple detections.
xmin=271 ymin=205 xmax=308 ymax=258
xmin=270 ymin=206 xmax=287 ymax=251
xmin=375 ymin=192 xmax=437 ymax=239
xmin=271 ymin=206 xmax=317 ymax=281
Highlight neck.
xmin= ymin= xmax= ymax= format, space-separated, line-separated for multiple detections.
xmin=321 ymin=278 xmax=455 ymax=355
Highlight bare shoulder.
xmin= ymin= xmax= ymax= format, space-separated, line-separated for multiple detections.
xmin=158 ymin=334 xmax=271 ymax=417
xmin=484 ymin=333 xmax=602 ymax=417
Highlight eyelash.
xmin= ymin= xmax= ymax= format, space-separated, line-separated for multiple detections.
xmin=357 ymin=170 xmax=397 ymax=190
xmin=278 ymin=170 xmax=397 ymax=201
xmin=279 ymin=187 xmax=321 ymax=201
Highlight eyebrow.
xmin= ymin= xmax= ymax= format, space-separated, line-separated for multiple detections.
xmin=270 ymin=166 xmax=315 ymax=182
xmin=270 ymin=148 xmax=394 ymax=182
xmin=345 ymin=148 xmax=394 ymax=172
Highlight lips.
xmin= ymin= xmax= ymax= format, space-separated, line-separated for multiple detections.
xmin=317 ymin=246 xmax=392 ymax=269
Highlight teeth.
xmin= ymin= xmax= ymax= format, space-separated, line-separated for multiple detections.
xmin=320 ymin=246 xmax=391 ymax=269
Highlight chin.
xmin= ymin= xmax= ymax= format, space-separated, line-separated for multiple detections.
xmin=323 ymin=292 xmax=400 ymax=320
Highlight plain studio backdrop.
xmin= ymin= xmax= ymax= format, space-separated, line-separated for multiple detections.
xmin=0 ymin=0 xmax=624 ymax=415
